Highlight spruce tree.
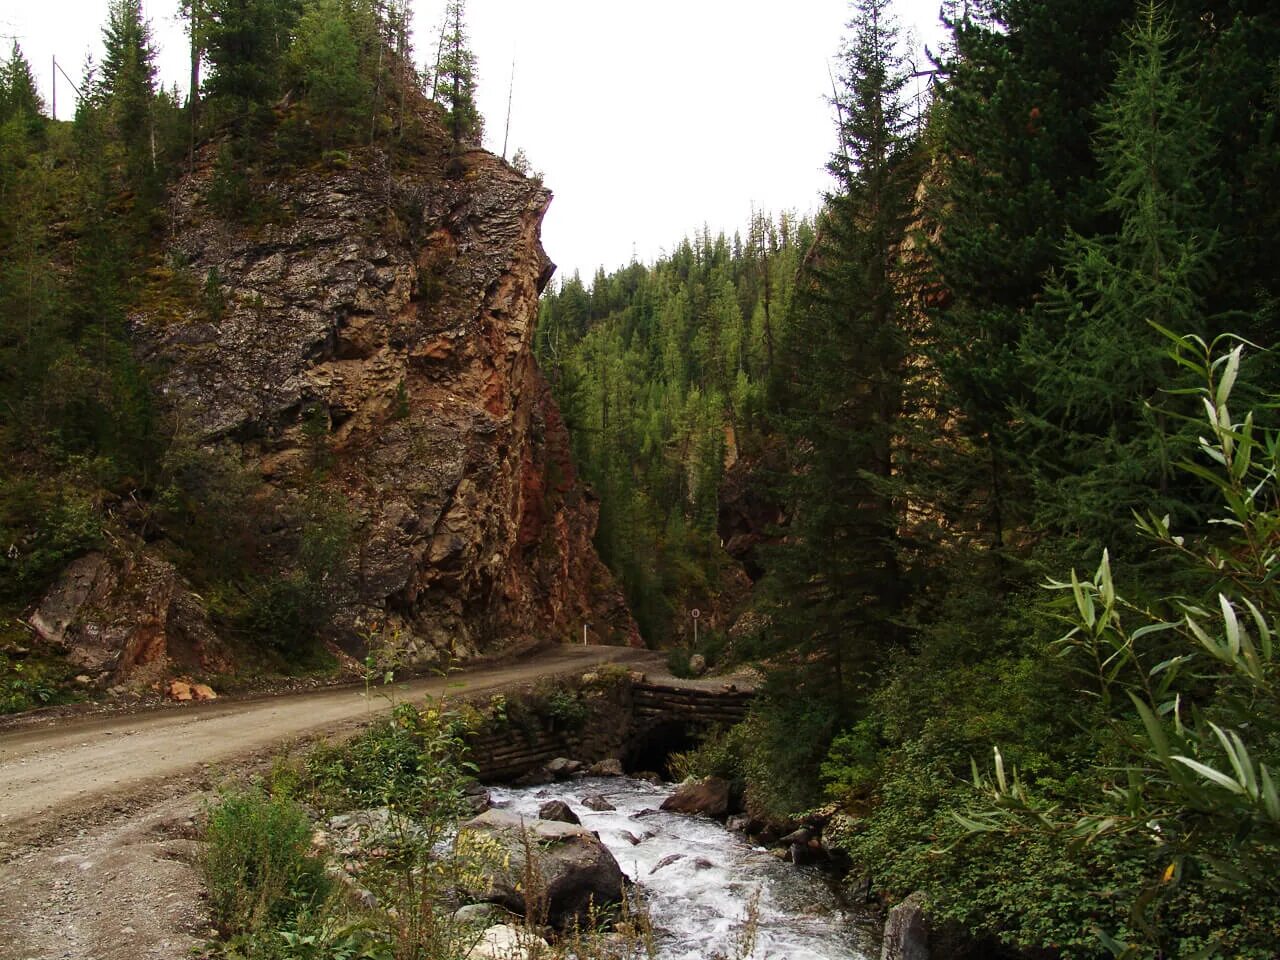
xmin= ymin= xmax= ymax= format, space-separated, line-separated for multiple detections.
xmin=927 ymin=0 xmax=1135 ymax=566
xmin=1020 ymin=1 xmax=1218 ymax=555
xmin=98 ymin=0 xmax=158 ymax=192
xmin=202 ymin=0 xmax=301 ymax=136
xmin=434 ymin=0 xmax=482 ymax=148
xmin=761 ymin=0 xmax=919 ymax=724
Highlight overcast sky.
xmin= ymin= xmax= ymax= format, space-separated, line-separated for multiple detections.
xmin=3 ymin=0 xmax=946 ymax=283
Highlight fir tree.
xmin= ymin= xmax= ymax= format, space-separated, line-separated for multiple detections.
xmin=434 ymin=0 xmax=482 ymax=149
xmin=1020 ymin=1 xmax=1218 ymax=554
xmin=761 ymin=0 xmax=919 ymax=723
xmin=98 ymin=0 xmax=158 ymax=189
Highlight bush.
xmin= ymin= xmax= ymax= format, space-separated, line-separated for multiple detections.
xmin=203 ymin=785 xmax=332 ymax=937
xmin=0 ymin=477 xmax=101 ymax=606
xmin=304 ymin=701 xmax=474 ymax=816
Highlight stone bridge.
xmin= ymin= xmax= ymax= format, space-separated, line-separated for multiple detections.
xmin=467 ymin=669 xmax=757 ymax=783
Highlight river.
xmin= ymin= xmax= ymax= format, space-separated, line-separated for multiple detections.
xmin=489 ymin=776 xmax=877 ymax=960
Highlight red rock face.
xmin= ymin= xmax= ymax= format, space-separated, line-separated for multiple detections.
xmin=112 ymin=132 xmax=641 ymax=669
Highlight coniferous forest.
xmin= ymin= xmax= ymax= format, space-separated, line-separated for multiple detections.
xmin=538 ymin=0 xmax=1280 ymax=955
xmin=1 ymin=0 xmax=1279 ymax=956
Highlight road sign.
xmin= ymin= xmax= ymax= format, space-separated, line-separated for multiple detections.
xmin=690 ymin=608 xmax=700 ymax=620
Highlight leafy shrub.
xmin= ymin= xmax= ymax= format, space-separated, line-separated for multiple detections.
xmin=0 ymin=478 xmax=101 ymax=606
xmin=304 ymin=701 xmax=474 ymax=815
xmin=0 ymin=652 xmax=69 ymax=714
xmin=203 ymin=785 xmax=332 ymax=937
xmin=543 ymin=687 xmax=588 ymax=731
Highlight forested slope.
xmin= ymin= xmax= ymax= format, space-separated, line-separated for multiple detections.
xmin=541 ymin=0 xmax=1280 ymax=955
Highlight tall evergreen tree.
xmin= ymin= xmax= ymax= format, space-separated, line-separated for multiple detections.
xmin=927 ymin=0 xmax=1135 ymax=568
xmin=1020 ymin=1 xmax=1219 ymax=555
xmin=289 ymin=0 xmax=369 ymax=147
xmin=761 ymin=0 xmax=919 ymax=721
xmin=98 ymin=0 xmax=158 ymax=189
xmin=0 ymin=43 xmax=45 ymax=134
xmin=434 ymin=0 xmax=482 ymax=148
xmin=202 ymin=0 xmax=301 ymax=135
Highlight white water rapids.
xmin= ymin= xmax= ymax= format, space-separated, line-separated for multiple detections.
xmin=488 ymin=776 xmax=876 ymax=960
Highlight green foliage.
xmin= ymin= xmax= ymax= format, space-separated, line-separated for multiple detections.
xmin=1020 ymin=2 xmax=1219 ymax=557
xmin=287 ymin=0 xmax=371 ymax=148
xmin=304 ymin=700 xmax=476 ymax=815
xmin=235 ymin=488 xmax=353 ymax=657
xmin=962 ymin=335 xmax=1280 ymax=956
xmin=0 ymin=478 xmax=102 ymax=606
xmin=542 ymin=687 xmax=588 ymax=731
xmin=0 ymin=652 xmax=73 ymax=714
xmin=755 ymin=0 xmax=921 ymax=727
xmin=201 ymin=0 xmax=302 ymax=135
xmin=203 ymin=784 xmax=332 ymax=937
xmin=537 ymin=216 xmax=808 ymax=645
xmin=433 ymin=1 xmax=482 ymax=147
xmin=0 ymin=42 xmax=45 ymax=136
xmin=206 ymin=142 xmax=258 ymax=220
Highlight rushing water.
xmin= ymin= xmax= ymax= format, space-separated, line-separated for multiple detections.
xmin=488 ymin=776 xmax=876 ymax=960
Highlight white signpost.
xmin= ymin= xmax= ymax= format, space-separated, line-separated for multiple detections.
xmin=691 ymin=608 xmax=700 ymax=648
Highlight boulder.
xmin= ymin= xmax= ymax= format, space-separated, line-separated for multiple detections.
xmin=687 ymin=653 xmax=708 ymax=676
xmin=790 ymin=840 xmax=827 ymax=866
xmin=659 ymin=777 xmax=731 ymax=819
xmin=588 ymin=757 xmax=624 ymax=777
xmin=544 ymin=757 xmax=583 ymax=780
xmin=779 ymin=826 xmax=813 ymax=846
xmin=538 ymin=800 xmax=580 ymax=825
xmin=457 ymin=808 xmax=626 ymax=928
xmin=881 ymin=891 xmax=929 ymax=960
xmin=465 ymin=923 xmax=548 ymax=960
xmin=30 ymin=550 xmax=228 ymax=687
xmin=580 ymin=794 xmax=615 ymax=812
xmin=649 ymin=854 xmax=684 ymax=874
xmin=326 ymin=807 xmax=430 ymax=858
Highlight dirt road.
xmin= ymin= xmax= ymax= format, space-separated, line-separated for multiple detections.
xmin=0 ymin=644 xmax=656 ymax=960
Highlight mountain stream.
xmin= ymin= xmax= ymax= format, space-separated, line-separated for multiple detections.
xmin=489 ymin=776 xmax=876 ymax=960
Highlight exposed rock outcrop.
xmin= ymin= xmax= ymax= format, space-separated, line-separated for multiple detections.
xmin=30 ymin=113 xmax=639 ymax=683
xmin=28 ymin=549 xmax=229 ymax=688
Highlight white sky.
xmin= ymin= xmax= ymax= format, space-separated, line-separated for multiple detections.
xmin=2 ymin=0 xmax=946 ymax=282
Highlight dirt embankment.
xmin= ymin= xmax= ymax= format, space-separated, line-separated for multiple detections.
xmin=0 ymin=645 xmax=658 ymax=960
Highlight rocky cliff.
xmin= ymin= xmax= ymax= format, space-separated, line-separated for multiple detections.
xmin=30 ymin=119 xmax=638 ymax=685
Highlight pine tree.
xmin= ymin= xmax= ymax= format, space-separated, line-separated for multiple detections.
xmin=434 ymin=0 xmax=482 ymax=149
